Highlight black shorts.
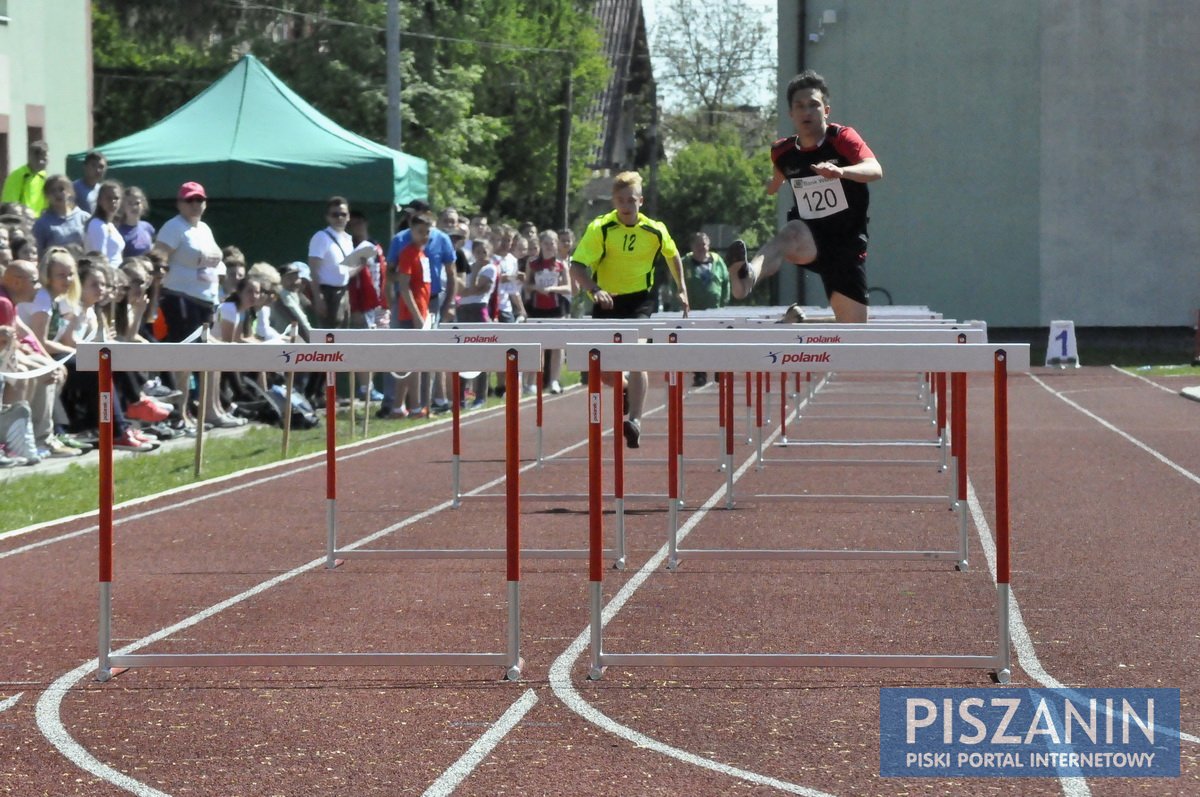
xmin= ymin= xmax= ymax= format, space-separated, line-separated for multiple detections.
xmin=592 ymin=289 xmax=656 ymax=320
xmin=804 ymin=235 xmax=869 ymax=306
xmin=160 ymin=290 xmax=215 ymax=343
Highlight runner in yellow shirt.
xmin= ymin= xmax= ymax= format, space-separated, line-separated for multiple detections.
xmin=570 ymin=171 xmax=689 ymax=448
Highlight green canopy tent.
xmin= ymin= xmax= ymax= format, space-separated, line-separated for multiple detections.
xmin=68 ymin=54 xmax=426 ymax=265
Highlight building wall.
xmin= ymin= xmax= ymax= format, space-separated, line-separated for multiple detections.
xmin=0 ymin=0 xmax=92 ymax=182
xmin=777 ymin=0 xmax=1200 ymax=326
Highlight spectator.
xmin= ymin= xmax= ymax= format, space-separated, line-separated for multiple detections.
xmin=150 ymin=181 xmax=223 ymax=430
xmin=246 ymin=262 xmax=284 ymax=343
xmin=680 ymin=231 xmax=731 ymax=314
xmin=58 ymin=259 xmax=158 ymax=450
xmin=72 ymin=151 xmax=108 ymax=215
xmin=347 ymin=210 xmax=387 ymax=402
xmin=381 ymin=201 xmax=456 ymax=417
xmin=1 ymin=140 xmax=49 ymax=214
xmin=220 ymin=246 xmax=247 ymax=303
xmin=116 ymin=186 xmax=156 ymax=258
xmin=32 ymin=175 xmax=89 ymax=252
xmin=85 ymin=180 xmax=125 ymax=267
xmin=0 ymin=323 xmax=42 ymax=466
xmin=18 ymin=246 xmax=80 ymax=360
xmin=10 ymin=235 xmax=38 ymax=266
xmin=526 ymin=230 xmax=571 ymax=393
xmin=492 ymin=225 xmax=527 ymax=324
xmin=271 ymin=261 xmax=314 ymax=343
xmin=0 ymin=226 xmax=11 ymax=268
xmin=308 ymin=196 xmax=365 ymax=331
xmin=455 ymin=238 xmax=498 ymax=409
xmin=384 ymin=210 xmax=435 ymax=418
xmin=1 ymin=259 xmax=79 ymax=456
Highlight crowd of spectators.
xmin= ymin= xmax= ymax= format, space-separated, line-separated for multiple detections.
xmin=0 ymin=140 xmax=611 ymax=469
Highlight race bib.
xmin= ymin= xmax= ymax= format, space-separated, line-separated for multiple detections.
xmin=790 ymin=175 xmax=849 ymax=220
xmin=535 ymin=269 xmax=558 ymax=290
xmin=419 ymin=254 xmax=431 ymax=284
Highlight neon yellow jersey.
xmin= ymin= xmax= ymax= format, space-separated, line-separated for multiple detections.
xmin=571 ymin=210 xmax=678 ymax=295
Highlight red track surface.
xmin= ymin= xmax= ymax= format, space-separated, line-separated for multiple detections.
xmin=2 ymin=366 xmax=1197 ymax=796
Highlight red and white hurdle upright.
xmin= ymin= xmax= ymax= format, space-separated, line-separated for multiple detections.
xmin=78 ymin=340 xmax=539 ymax=682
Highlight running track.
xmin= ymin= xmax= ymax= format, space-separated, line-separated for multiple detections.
xmin=1 ymin=366 xmax=1197 ymax=796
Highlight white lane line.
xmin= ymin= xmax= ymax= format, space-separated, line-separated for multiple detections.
xmin=964 ymin=480 xmax=1091 ymax=797
xmin=36 ymin=425 xmax=589 ymax=797
xmin=1110 ymin=364 xmax=1183 ymax=395
xmin=1030 ymin=373 xmax=1200 ymax=488
xmin=421 ymin=689 xmax=539 ymax=797
xmin=1025 ymin=374 xmax=1200 ymax=745
xmin=549 ymin=412 xmax=839 ymax=797
xmin=0 ymin=692 xmax=22 ymax=713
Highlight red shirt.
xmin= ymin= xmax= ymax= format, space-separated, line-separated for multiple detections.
xmin=349 ymin=241 xmax=386 ymax=313
xmin=527 ymin=256 xmax=566 ymax=311
xmin=395 ymin=243 xmax=431 ymax=323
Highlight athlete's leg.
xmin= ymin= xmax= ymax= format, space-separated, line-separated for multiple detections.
xmin=729 ymin=221 xmax=817 ymax=300
xmin=626 ymin=369 xmax=648 ymax=422
xmin=829 ymin=291 xmax=868 ymax=323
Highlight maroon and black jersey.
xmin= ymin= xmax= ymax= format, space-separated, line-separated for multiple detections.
xmin=771 ymin=124 xmax=874 ymax=249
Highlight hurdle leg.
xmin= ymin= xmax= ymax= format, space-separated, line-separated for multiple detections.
xmin=587 ymin=350 xmax=607 ymax=680
xmin=744 ymin=372 xmax=752 ymax=444
xmin=613 ymin=366 xmax=626 ymax=566
xmin=451 ymin=373 xmax=462 ymax=507
xmin=952 ymin=372 xmax=969 ymax=571
xmin=991 ymin=350 xmax=1013 ymax=683
xmin=724 ymin=372 xmax=735 ymax=508
xmin=97 ymin=349 xmax=115 ymax=683
xmin=325 ymin=370 xmax=339 ymax=568
xmin=536 ymin=370 xmax=544 ymax=467
xmin=503 ymin=350 xmax=524 ymax=681
xmin=755 ymin=372 xmax=764 ymax=469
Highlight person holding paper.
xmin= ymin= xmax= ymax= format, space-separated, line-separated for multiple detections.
xmin=307 ymin=196 xmax=368 ymax=329
xmin=727 ymin=70 xmax=882 ymax=323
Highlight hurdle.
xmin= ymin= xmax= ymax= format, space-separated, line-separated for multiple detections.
xmin=318 ymin=326 xmax=646 ymax=569
xmin=77 ymin=340 xmax=536 ymax=682
xmin=570 ymin=341 xmax=1028 ymax=683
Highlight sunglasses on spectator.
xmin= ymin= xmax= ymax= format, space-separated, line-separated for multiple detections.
xmin=183 ymin=197 xmax=205 ymax=204
xmin=329 ymin=211 xmax=349 ymax=219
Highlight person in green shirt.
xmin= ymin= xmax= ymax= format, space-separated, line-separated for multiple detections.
xmin=570 ymin=171 xmax=689 ymax=448
xmin=1 ymin=141 xmax=49 ymax=215
xmin=681 ymin=231 xmax=730 ymax=312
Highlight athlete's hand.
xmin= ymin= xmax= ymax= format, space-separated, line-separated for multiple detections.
xmin=678 ymin=295 xmax=690 ymax=317
xmin=811 ymin=161 xmax=844 ymax=179
xmin=593 ymin=289 xmax=614 ymax=309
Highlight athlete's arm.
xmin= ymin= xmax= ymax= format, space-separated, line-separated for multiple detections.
xmin=766 ymin=167 xmax=786 ymax=196
xmin=811 ymin=157 xmax=882 ymax=183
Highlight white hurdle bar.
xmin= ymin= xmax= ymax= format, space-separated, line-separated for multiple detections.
xmin=569 ymin=341 xmax=1028 ymax=682
xmin=77 ymin=341 xmax=539 ymax=682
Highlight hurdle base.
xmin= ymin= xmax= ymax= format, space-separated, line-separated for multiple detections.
xmin=504 ymin=657 xmax=525 ymax=682
xmin=95 ymin=666 xmax=128 ymax=683
xmin=596 ymin=652 xmax=1006 ymax=673
xmin=107 ymin=652 xmax=514 ymax=670
xmin=672 ymin=548 xmax=965 ymax=563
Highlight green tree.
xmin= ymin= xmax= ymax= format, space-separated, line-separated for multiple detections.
xmin=91 ymin=0 xmax=608 ymax=222
xmin=656 ymin=132 xmax=775 ymax=251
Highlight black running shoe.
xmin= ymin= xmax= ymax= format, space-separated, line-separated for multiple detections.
xmin=623 ymin=419 xmax=641 ymax=449
xmin=728 ymin=239 xmax=749 ymax=278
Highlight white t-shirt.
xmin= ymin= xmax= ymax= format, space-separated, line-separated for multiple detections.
xmin=85 ymin=216 xmax=125 ymax=267
xmin=308 ymin=226 xmax=353 ymax=287
xmin=157 ymin=215 xmax=222 ymax=303
xmin=256 ymin=306 xmax=283 ymax=341
xmin=495 ymin=253 xmax=520 ymax=313
xmin=16 ymin=287 xmax=53 ymax=327
xmin=458 ymin=261 xmax=497 ymax=307
xmin=214 ymin=300 xmax=244 ymax=342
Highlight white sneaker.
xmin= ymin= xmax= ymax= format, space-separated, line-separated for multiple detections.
xmin=521 ymin=384 xmax=537 ymax=396
xmin=548 ymin=380 xmax=562 ymax=394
